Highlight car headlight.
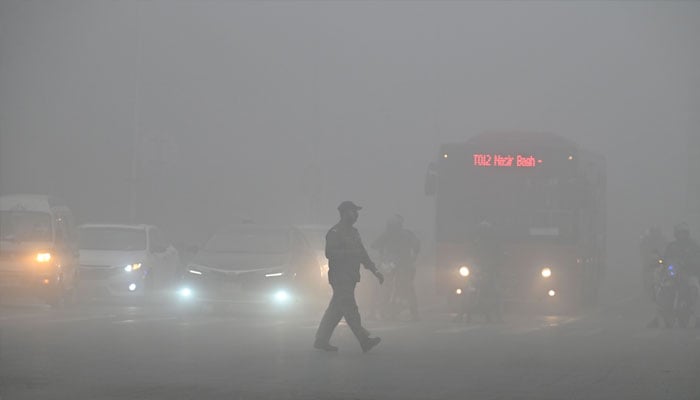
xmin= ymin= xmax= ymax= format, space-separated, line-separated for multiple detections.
xmin=541 ymin=267 xmax=552 ymax=278
xmin=178 ymin=287 xmax=193 ymax=298
xmin=124 ymin=263 xmax=142 ymax=272
xmin=548 ymin=289 xmax=557 ymax=297
xmin=36 ymin=252 xmax=52 ymax=263
xmin=273 ymin=289 xmax=291 ymax=303
xmin=188 ymin=269 xmax=203 ymax=276
xmin=265 ymin=272 xmax=284 ymax=278
xmin=459 ymin=266 xmax=470 ymax=277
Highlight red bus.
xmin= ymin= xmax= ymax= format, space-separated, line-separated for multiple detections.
xmin=425 ymin=133 xmax=606 ymax=311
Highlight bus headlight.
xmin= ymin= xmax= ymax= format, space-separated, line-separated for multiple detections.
xmin=36 ymin=253 xmax=52 ymax=263
xmin=541 ymin=267 xmax=552 ymax=278
xmin=459 ymin=266 xmax=470 ymax=277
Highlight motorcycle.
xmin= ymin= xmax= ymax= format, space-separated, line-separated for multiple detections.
xmin=453 ymin=265 xmax=482 ymax=323
xmin=453 ymin=265 xmax=502 ymax=323
xmin=654 ymin=259 xmax=699 ymax=328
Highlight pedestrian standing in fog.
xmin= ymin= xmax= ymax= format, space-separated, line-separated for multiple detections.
xmin=371 ymin=214 xmax=421 ymax=321
xmin=314 ymin=201 xmax=384 ymax=353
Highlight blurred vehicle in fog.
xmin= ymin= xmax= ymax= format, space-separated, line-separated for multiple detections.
xmin=0 ymin=195 xmax=79 ymax=307
xmin=177 ymin=223 xmax=325 ymax=312
xmin=77 ymin=224 xmax=180 ymax=301
xmin=427 ymin=133 xmax=607 ymax=314
xmin=297 ymin=224 xmax=331 ymax=281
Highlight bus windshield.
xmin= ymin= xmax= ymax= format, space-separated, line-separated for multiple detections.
xmin=437 ymin=173 xmax=584 ymax=243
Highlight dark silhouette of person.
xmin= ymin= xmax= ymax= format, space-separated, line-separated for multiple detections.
xmin=314 ymin=201 xmax=383 ymax=353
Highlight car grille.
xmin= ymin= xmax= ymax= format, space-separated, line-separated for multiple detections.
xmin=79 ymin=265 xmax=119 ymax=280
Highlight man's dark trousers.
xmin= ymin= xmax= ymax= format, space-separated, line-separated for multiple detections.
xmin=315 ymin=282 xmax=368 ymax=344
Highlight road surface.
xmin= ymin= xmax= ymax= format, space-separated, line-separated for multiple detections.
xmin=1 ymin=296 xmax=699 ymax=400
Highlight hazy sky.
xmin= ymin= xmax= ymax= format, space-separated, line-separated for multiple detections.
xmin=1 ymin=1 xmax=699 ymax=257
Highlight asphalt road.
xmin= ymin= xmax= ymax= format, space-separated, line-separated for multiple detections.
xmin=1 ymin=294 xmax=699 ymax=400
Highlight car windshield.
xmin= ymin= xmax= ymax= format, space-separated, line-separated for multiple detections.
xmin=203 ymin=227 xmax=290 ymax=254
xmin=0 ymin=211 xmax=53 ymax=242
xmin=79 ymin=227 xmax=147 ymax=251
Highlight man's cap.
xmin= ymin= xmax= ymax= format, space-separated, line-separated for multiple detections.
xmin=338 ymin=201 xmax=362 ymax=212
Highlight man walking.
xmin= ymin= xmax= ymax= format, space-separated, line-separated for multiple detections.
xmin=314 ymin=201 xmax=384 ymax=353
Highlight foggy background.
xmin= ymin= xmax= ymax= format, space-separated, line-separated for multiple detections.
xmin=1 ymin=1 xmax=698 ymax=285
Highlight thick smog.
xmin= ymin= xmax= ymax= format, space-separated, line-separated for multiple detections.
xmin=1 ymin=1 xmax=699 ymax=399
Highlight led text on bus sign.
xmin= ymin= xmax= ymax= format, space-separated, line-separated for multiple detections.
xmin=473 ymin=154 xmax=542 ymax=168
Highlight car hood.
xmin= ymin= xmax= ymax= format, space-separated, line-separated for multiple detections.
xmin=79 ymin=250 xmax=148 ymax=267
xmin=0 ymin=240 xmax=54 ymax=253
xmin=191 ymin=251 xmax=289 ymax=272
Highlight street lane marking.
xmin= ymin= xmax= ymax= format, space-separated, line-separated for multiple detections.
xmin=111 ymin=316 xmax=178 ymax=325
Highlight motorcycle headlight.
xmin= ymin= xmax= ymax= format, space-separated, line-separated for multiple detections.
xmin=541 ymin=267 xmax=552 ymax=278
xmin=459 ymin=266 xmax=470 ymax=277
xmin=124 ymin=263 xmax=142 ymax=272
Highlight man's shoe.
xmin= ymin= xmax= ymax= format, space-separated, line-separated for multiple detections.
xmin=314 ymin=342 xmax=339 ymax=352
xmin=361 ymin=337 xmax=381 ymax=353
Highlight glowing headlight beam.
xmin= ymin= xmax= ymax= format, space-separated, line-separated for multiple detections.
xmin=273 ymin=290 xmax=291 ymax=303
xmin=128 ymin=283 xmax=137 ymax=292
xmin=265 ymin=272 xmax=284 ymax=278
xmin=36 ymin=253 xmax=52 ymax=263
xmin=548 ymin=289 xmax=556 ymax=297
xmin=124 ymin=263 xmax=142 ymax=272
xmin=188 ymin=269 xmax=203 ymax=275
xmin=541 ymin=267 xmax=552 ymax=278
xmin=459 ymin=266 xmax=470 ymax=277
xmin=178 ymin=287 xmax=192 ymax=298
xmin=455 ymin=288 xmax=463 ymax=295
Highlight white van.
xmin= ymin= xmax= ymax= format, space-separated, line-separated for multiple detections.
xmin=0 ymin=195 xmax=79 ymax=307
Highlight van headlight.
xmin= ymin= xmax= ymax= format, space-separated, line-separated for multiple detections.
xmin=459 ymin=266 xmax=470 ymax=277
xmin=36 ymin=253 xmax=52 ymax=263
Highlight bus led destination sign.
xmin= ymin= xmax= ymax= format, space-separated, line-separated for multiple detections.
xmin=473 ymin=154 xmax=542 ymax=168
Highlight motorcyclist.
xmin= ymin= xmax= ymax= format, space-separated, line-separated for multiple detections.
xmin=649 ymin=223 xmax=700 ymax=328
xmin=640 ymin=226 xmax=667 ymax=300
xmin=468 ymin=221 xmax=504 ymax=323
xmin=370 ymin=214 xmax=421 ymax=321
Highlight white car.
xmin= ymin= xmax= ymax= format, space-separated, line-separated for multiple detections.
xmin=77 ymin=224 xmax=180 ymax=300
